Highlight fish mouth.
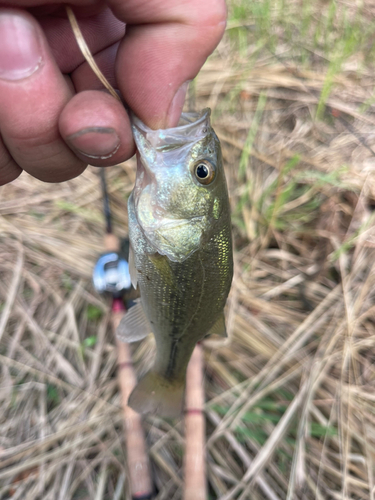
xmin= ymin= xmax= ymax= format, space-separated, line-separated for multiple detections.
xmin=132 ymin=109 xmax=211 ymax=153
xmin=131 ymin=109 xmax=213 ymax=262
xmin=132 ymin=108 xmax=213 ymax=210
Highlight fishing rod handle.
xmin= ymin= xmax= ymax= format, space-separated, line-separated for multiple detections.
xmin=112 ymin=312 xmax=154 ymax=499
xmin=184 ymin=344 xmax=207 ymax=500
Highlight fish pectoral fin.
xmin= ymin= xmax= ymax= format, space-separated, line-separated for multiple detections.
xmin=116 ymin=299 xmax=151 ymax=343
xmin=205 ymin=312 xmax=227 ymax=338
xmin=128 ymin=371 xmax=185 ymax=418
xmin=128 ymin=243 xmax=137 ymax=289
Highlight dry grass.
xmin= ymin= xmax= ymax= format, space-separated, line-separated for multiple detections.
xmin=2 ymin=1 xmax=375 ymax=498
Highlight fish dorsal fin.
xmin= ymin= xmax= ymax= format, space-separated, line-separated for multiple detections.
xmin=128 ymin=244 xmax=137 ymax=289
xmin=205 ymin=312 xmax=227 ymax=338
xmin=116 ymin=299 xmax=151 ymax=343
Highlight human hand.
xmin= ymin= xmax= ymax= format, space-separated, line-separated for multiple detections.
xmin=0 ymin=1 xmax=226 ymax=185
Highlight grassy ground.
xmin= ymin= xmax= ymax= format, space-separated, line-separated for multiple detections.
xmin=1 ymin=1 xmax=375 ymax=498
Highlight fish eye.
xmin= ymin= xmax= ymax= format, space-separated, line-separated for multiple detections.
xmin=194 ymin=160 xmax=215 ymax=185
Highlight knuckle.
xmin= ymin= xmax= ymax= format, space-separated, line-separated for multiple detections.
xmin=190 ymin=0 xmax=227 ymax=29
xmin=0 ymin=137 xmax=21 ymax=185
xmin=185 ymin=0 xmax=227 ymax=57
xmin=0 ymin=168 xmax=21 ymax=186
xmin=3 ymin=130 xmax=87 ymax=182
xmin=0 ymin=157 xmax=21 ymax=186
xmin=24 ymin=148 xmax=87 ymax=183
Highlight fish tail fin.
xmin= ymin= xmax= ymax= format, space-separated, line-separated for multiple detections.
xmin=128 ymin=371 xmax=185 ymax=418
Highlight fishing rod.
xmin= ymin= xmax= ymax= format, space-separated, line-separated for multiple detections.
xmin=92 ymin=167 xmax=153 ymax=500
xmin=184 ymin=343 xmax=207 ymax=500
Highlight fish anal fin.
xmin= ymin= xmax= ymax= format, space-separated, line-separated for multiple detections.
xmin=116 ymin=298 xmax=151 ymax=343
xmin=128 ymin=244 xmax=137 ymax=289
xmin=128 ymin=371 xmax=185 ymax=418
xmin=205 ymin=312 xmax=227 ymax=338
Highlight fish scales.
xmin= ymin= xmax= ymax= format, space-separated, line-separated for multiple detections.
xmin=117 ymin=109 xmax=233 ymax=417
xmin=129 ymin=195 xmax=232 ymax=380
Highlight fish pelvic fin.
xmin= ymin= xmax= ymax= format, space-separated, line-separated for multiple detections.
xmin=128 ymin=371 xmax=185 ymax=418
xmin=116 ymin=299 xmax=151 ymax=343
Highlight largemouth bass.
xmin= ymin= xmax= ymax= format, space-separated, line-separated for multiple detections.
xmin=117 ymin=109 xmax=233 ymax=417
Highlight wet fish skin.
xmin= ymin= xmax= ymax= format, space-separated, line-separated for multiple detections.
xmin=120 ymin=109 xmax=233 ymax=417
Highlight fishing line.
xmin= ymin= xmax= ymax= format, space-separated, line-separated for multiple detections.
xmin=66 ymin=5 xmax=120 ymax=102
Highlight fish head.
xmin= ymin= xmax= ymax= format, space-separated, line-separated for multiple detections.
xmin=132 ymin=109 xmax=228 ymax=262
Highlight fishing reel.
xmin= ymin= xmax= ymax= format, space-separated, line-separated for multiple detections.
xmin=93 ymin=251 xmax=132 ymax=299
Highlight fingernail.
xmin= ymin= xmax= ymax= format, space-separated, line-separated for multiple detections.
xmin=66 ymin=127 xmax=120 ymax=160
xmin=166 ymin=81 xmax=189 ymax=128
xmin=0 ymin=13 xmax=42 ymax=81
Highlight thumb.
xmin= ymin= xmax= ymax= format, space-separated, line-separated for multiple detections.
xmin=111 ymin=0 xmax=227 ymax=129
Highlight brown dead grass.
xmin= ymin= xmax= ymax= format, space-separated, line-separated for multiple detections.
xmin=1 ymin=1 xmax=375 ymax=499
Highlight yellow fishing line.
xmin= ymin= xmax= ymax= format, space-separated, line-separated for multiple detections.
xmin=65 ymin=5 xmax=121 ymax=102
